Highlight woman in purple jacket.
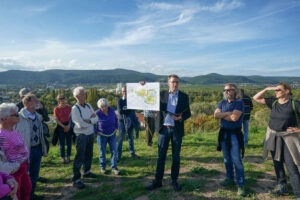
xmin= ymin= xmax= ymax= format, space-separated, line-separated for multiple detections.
xmin=95 ymin=98 xmax=119 ymax=175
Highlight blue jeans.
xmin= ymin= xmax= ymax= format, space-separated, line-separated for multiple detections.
xmin=155 ymin=127 xmax=182 ymax=183
xmin=97 ymin=134 xmax=117 ymax=169
xmin=58 ymin=126 xmax=72 ymax=158
xmin=221 ymin=132 xmax=245 ymax=186
xmin=28 ymin=146 xmax=42 ymax=197
xmin=243 ymin=120 xmax=249 ymax=146
xmin=117 ymin=120 xmax=135 ymax=158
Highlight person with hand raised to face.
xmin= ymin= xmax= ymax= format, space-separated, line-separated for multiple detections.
xmin=253 ymin=82 xmax=300 ymax=199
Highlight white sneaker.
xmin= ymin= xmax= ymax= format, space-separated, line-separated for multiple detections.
xmin=112 ymin=169 xmax=120 ymax=175
xmin=100 ymin=168 xmax=106 ymax=174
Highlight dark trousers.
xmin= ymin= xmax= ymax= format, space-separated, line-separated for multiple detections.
xmin=117 ymin=121 xmax=135 ymax=157
xmin=72 ymin=134 xmax=94 ymax=182
xmin=58 ymin=126 xmax=72 ymax=158
xmin=145 ymin=117 xmax=155 ymax=146
xmin=28 ymin=146 xmax=42 ymax=198
xmin=271 ymin=137 xmax=300 ymax=198
xmin=154 ymin=126 xmax=182 ymax=184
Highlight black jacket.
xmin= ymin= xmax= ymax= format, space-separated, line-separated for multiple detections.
xmin=156 ymin=90 xmax=191 ymax=137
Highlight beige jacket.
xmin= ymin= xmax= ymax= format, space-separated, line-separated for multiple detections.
xmin=14 ymin=109 xmax=48 ymax=157
xmin=264 ymin=126 xmax=300 ymax=166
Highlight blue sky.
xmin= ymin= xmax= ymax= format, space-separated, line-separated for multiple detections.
xmin=0 ymin=0 xmax=300 ymax=77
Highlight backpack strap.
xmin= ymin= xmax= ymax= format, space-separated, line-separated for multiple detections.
xmin=75 ymin=104 xmax=83 ymax=119
xmin=272 ymin=99 xmax=278 ymax=108
xmin=291 ymin=99 xmax=300 ymax=127
xmin=75 ymin=103 xmax=92 ymax=119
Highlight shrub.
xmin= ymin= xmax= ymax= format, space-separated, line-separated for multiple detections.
xmin=190 ymin=102 xmax=218 ymax=117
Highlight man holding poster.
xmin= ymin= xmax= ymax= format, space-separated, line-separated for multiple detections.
xmin=145 ymin=74 xmax=191 ymax=191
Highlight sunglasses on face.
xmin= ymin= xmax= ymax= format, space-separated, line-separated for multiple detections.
xmin=59 ymin=97 xmax=65 ymax=100
xmin=275 ymin=89 xmax=282 ymax=92
xmin=223 ymin=89 xmax=234 ymax=92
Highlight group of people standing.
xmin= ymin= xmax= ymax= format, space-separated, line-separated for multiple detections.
xmin=0 ymin=74 xmax=299 ymax=200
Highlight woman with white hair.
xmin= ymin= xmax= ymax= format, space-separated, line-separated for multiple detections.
xmin=95 ymin=98 xmax=119 ymax=175
xmin=0 ymin=103 xmax=31 ymax=200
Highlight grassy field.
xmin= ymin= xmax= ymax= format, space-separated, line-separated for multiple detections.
xmin=37 ymin=128 xmax=297 ymax=200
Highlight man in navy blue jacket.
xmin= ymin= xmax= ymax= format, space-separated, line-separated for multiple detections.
xmin=117 ymin=86 xmax=139 ymax=162
xmin=146 ymin=74 xmax=191 ymax=191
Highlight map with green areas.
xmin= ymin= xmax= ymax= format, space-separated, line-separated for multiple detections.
xmin=126 ymin=82 xmax=160 ymax=111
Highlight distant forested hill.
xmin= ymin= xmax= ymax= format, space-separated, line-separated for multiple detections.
xmin=1 ymin=69 xmax=300 ymax=86
xmin=183 ymin=73 xmax=300 ymax=84
xmin=0 ymin=69 xmax=166 ymax=85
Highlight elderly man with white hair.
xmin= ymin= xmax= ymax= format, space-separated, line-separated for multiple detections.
xmin=95 ymin=98 xmax=119 ymax=175
xmin=15 ymin=94 xmax=47 ymax=200
xmin=71 ymin=87 xmax=98 ymax=189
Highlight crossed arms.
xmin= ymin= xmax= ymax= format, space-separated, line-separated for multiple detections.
xmin=214 ymin=109 xmax=242 ymax=122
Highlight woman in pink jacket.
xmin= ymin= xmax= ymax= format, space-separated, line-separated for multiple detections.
xmin=0 ymin=103 xmax=31 ymax=200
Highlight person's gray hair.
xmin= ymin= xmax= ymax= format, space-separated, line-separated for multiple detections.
xmin=97 ymin=98 xmax=109 ymax=108
xmin=223 ymin=83 xmax=241 ymax=99
xmin=19 ymin=88 xmax=31 ymax=97
xmin=0 ymin=103 xmax=18 ymax=122
xmin=73 ymin=86 xmax=85 ymax=98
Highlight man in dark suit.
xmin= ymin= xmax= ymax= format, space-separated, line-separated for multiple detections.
xmin=146 ymin=74 xmax=191 ymax=191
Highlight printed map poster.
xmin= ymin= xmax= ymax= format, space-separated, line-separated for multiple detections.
xmin=126 ymin=82 xmax=160 ymax=111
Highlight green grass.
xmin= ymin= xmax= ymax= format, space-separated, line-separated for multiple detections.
xmin=37 ymin=128 xmax=297 ymax=199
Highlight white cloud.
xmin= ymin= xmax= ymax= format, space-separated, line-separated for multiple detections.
xmin=24 ymin=5 xmax=52 ymax=15
xmin=162 ymin=9 xmax=195 ymax=27
xmin=206 ymin=0 xmax=243 ymax=12
xmin=140 ymin=2 xmax=182 ymax=11
xmin=96 ymin=26 xmax=155 ymax=47
xmin=231 ymin=1 xmax=300 ymax=26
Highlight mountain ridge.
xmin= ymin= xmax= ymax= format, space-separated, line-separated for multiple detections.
xmin=1 ymin=69 xmax=300 ymax=86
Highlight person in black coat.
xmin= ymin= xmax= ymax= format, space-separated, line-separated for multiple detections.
xmin=146 ymin=74 xmax=191 ymax=191
xmin=116 ymin=86 xmax=139 ymax=162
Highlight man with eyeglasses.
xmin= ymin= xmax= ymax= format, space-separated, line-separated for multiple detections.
xmin=214 ymin=83 xmax=246 ymax=197
xmin=146 ymin=74 xmax=191 ymax=191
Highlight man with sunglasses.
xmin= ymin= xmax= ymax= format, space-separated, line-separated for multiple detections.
xmin=214 ymin=83 xmax=246 ymax=197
